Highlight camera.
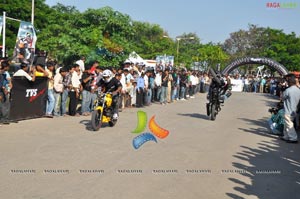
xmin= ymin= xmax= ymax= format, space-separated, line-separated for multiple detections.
xmin=268 ymin=107 xmax=279 ymax=114
xmin=268 ymin=101 xmax=283 ymax=115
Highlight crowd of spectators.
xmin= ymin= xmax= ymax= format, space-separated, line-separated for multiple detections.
xmin=0 ymin=57 xmax=217 ymax=124
xmin=240 ymin=75 xmax=289 ymax=97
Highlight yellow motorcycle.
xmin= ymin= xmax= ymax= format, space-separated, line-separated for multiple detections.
xmin=91 ymin=91 xmax=117 ymax=131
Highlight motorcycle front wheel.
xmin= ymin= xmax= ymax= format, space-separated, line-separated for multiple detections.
xmin=210 ymin=104 xmax=217 ymax=121
xmin=91 ymin=110 xmax=102 ymax=131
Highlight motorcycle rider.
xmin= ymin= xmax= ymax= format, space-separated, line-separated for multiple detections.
xmin=96 ymin=69 xmax=122 ymax=120
xmin=206 ymin=70 xmax=226 ymax=116
xmin=207 ymin=72 xmax=224 ymax=101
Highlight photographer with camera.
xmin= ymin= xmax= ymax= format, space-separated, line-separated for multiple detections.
xmin=268 ymin=101 xmax=284 ymax=135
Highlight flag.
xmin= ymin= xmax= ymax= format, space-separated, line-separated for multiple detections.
xmin=13 ymin=21 xmax=37 ymax=65
xmin=0 ymin=16 xmax=3 ymax=36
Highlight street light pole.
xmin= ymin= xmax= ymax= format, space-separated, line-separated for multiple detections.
xmin=2 ymin=12 xmax=6 ymax=58
xmin=176 ymin=36 xmax=194 ymax=65
xmin=31 ymin=0 xmax=34 ymax=25
xmin=176 ymin=38 xmax=181 ymax=63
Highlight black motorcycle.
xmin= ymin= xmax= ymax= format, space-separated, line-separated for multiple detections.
xmin=206 ymin=68 xmax=225 ymax=121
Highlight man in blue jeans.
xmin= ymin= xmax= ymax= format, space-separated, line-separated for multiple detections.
xmin=0 ymin=61 xmax=11 ymax=124
xmin=53 ymin=67 xmax=68 ymax=116
xmin=179 ymin=70 xmax=188 ymax=100
xmin=172 ymin=69 xmax=179 ymax=101
xmin=154 ymin=70 xmax=162 ymax=102
xmin=136 ymin=72 xmax=145 ymax=108
xmin=160 ymin=69 xmax=169 ymax=105
xmin=45 ymin=62 xmax=55 ymax=118
xmin=81 ymin=65 xmax=94 ymax=116
xmin=61 ymin=65 xmax=75 ymax=116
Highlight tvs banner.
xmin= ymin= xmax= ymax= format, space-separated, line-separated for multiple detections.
xmin=12 ymin=21 xmax=37 ymax=65
xmin=10 ymin=77 xmax=48 ymax=121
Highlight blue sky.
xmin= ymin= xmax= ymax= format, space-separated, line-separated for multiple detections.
xmin=45 ymin=0 xmax=300 ymax=43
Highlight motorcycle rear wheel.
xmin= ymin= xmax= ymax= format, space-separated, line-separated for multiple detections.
xmin=91 ymin=110 xmax=102 ymax=131
xmin=206 ymin=103 xmax=211 ymax=116
xmin=210 ymin=104 xmax=217 ymax=121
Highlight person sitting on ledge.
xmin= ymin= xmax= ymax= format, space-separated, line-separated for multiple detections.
xmin=13 ymin=62 xmax=36 ymax=82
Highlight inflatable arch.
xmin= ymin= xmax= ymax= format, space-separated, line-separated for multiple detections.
xmin=222 ymin=57 xmax=289 ymax=76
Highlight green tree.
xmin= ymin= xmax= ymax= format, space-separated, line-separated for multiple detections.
xmin=223 ymin=24 xmax=300 ymax=72
xmin=131 ymin=21 xmax=174 ymax=60
xmin=197 ymin=43 xmax=229 ymax=70
xmin=175 ymin=33 xmax=201 ymax=67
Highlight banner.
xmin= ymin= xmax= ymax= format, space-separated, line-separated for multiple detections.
xmin=0 ymin=16 xmax=2 ymax=36
xmin=231 ymin=79 xmax=244 ymax=92
xmin=166 ymin=56 xmax=174 ymax=69
xmin=155 ymin=55 xmax=174 ymax=70
xmin=10 ymin=77 xmax=48 ymax=121
xmin=12 ymin=21 xmax=37 ymax=65
xmin=156 ymin=55 xmax=166 ymax=68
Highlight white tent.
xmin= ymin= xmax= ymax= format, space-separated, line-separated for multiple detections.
xmin=124 ymin=51 xmax=145 ymax=64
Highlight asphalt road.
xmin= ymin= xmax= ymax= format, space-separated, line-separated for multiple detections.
xmin=0 ymin=92 xmax=299 ymax=199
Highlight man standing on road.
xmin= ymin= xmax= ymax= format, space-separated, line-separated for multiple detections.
xmin=281 ymin=74 xmax=300 ymax=143
xmin=0 ymin=61 xmax=12 ymax=124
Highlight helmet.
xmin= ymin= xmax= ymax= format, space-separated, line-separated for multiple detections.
xmin=102 ymin=69 xmax=113 ymax=83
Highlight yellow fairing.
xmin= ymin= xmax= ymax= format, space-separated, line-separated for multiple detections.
xmin=106 ymin=94 xmax=113 ymax=107
xmin=95 ymin=106 xmax=103 ymax=112
xmin=94 ymin=106 xmax=111 ymax=123
xmin=102 ymin=116 xmax=110 ymax=123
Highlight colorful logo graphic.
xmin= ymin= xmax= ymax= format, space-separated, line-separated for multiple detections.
xmin=131 ymin=111 xmax=169 ymax=149
xmin=266 ymin=2 xmax=298 ymax=9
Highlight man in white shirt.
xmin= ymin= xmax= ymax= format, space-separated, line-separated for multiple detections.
xmin=69 ymin=64 xmax=82 ymax=116
xmin=123 ymin=68 xmax=134 ymax=107
xmin=190 ymin=73 xmax=198 ymax=98
xmin=244 ymin=76 xmax=250 ymax=92
xmin=53 ymin=68 xmax=67 ymax=116
xmin=154 ymin=70 xmax=162 ymax=102
xmin=76 ymin=56 xmax=86 ymax=74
